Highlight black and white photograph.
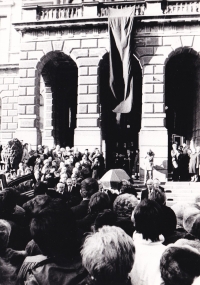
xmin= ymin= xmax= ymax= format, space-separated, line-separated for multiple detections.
xmin=0 ymin=0 xmax=200 ymax=284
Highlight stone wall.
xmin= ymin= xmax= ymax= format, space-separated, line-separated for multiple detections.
xmin=0 ymin=67 xmax=19 ymax=142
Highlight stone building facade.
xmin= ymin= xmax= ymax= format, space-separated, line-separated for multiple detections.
xmin=1 ymin=0 xmax=200 ymax=181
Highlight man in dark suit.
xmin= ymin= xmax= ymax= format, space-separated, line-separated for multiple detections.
xmin=141 ymin=179 xmax=154 ymax=200
xmin=71 ymin=178 xmax=98 ymax=220
xmin=66 ymin=178 xmax=81 ymax=207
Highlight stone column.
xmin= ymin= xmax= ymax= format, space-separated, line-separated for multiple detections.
xmin=42 ymin=87 xmax=54 ymax=147
xmin=139 ymin=64 xmax=168 ymax=182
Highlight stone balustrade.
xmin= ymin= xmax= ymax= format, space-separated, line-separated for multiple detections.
xmin=21 ymin=0 xmax=200 ymax=23
xmin=163 ymin=1 xmax=200 ymax=14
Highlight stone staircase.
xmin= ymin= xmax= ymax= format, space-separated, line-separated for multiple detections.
xmin=164 ymin=182 xmax=200 ymax=207
xmin=134 ymin=181 xmax=200 ymax=207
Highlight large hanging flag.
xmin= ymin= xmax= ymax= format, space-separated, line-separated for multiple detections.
xmin=108 ymin=7 xmax=135 ymax=114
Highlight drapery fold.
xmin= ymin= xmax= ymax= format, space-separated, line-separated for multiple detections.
xmin=108 ymin=7 xmax=135 ymax=113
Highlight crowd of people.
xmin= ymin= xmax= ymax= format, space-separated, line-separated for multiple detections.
xmin=171 ymin=142 xmax=200 ymax=182
xmin=0 ymin=142 xmax=199 ymax=284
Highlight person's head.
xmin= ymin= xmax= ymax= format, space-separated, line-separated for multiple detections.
xmin=0 ymin=257 xmax=16 ymax=285
xmin=34 ymin=170 xmax=41 ymax=181
xmin=48 ymin=156 xmax=52 ymax=163
xmin=127 ymin=149 xmax=131 ymax=155
xmin=81 ymin=226 xmax=135 ymax=285
xmin=24 ymin=143 xmax=28 ymax=150
xmin=66 ymin=178 xmax=72 ymax=187
xmin=60 ymin=173 xmax=68 ymax=184
xmin=88 ymin=192 xmax=110 ymax=214
xmin=82 ymin=154 xmax=88 ymax=161
xmin=52 ymin=160 xmax=57 ymax=167
xmin=65 ymin=146 xmax=70 ymax=152
xmin=19 ymin=162 xmax=24 ymax=169
xmin=146 ymin=179 xmax=153 ymax=190
xmin=75 ymin=162 xmax=81 ymax=169
xmin=94 ymin=157 xmax=99 ymax=163
xmin=0 ymin=219 xmax=11 ymax=252
xmin=113 ymin=194 xmax=138 ymax=219
xmin=80 ymin=178 xmax=99 ymax=199
xmin=95 ymin=148 xmax=99 ymax=154
xmin=132 ymin=199 xmax=163 ymax=242
xmin=56 ymin=145 xmax=60 ymax=151
xmin=60 ymin=167 xmax=67 ymax=174
xmin=121 ymin=179 xmax=129 ymax=186
xmin=84 ymin=149 xmax=89 ymax=155
xmin=71 ymin=177 xmax=77 ymax=185
xmin=153 ymin=178 xmax=160 ymax=189
xmin=44 ymin=147 xmax=49 ymax=155
xmin=23 ymin=195 xmax=52 ymax=218
xmin=0 ymin=188 xmax=19 ymax=215
xmin=149 ymin=189 xmax=167 ymax=206
xmin=25 ymin=167 xmax=32 ymax=175
xmin=43 ymin=159 xmax=49 ymax=166
xmin=30 ymin=200 xmax=77 ymax=256
xmin=172 ymin=143 xmax=178 ymax=150
xmin=92 ymin=209 xmax=117 ymax=232
xmin=56 ymin=183 xmax=65 ymax=194
xmin=160 ymin=246 xmax=200 ymax=285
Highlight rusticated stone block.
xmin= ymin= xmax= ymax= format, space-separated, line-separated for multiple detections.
xmin=193 ymin=36 xmax=200 ymax=51
xmin=78 ymin=57 xmax=100 ymax=67
xmin=135 ymin=47 xmax=153 ymax=57
xmin=143 ymin=74 xmax=164 ymax=83
xmin=2 ymin=110 xmax=7 ymax=116
xmin=28 ymin=51 xmax=44 ymax=60
xmin=3 ymin=104 xmax=13 ymax=110
xmin=46 ymin=105 xmax=52 ymax=112
xmin=181 ymin=36 xmax=193 ymax=47
xmin=45 ymin=120 xmax=52 ymax=127
xmin=72 ymin=49 xmax=88 ymax=58
xmin=14 ymin=78 xmax=19 ymax=84
xmin=27 ymin=86 xmax=37 ymax=95
xmin=143 ymin=118 xmax=164 ymax=127
xmin=144 ymin=103 xmax=153 ymax=113
xmin=144 ymin=93 xmax=164 ymax=103
xmin=27 ymin=69 xmax=36 ymax=78
xmin=163 ymin=36 xmax=182 ymax=49
xmin=0 ymin=85 xmax=8 ymax=91
xmin=45 ymin=112 xmax=52 ymax=119
xmin=8 ymin=123 xmax=18 ymax=129
xmin=88 ymin=104 xmax=98 ymax=113
xmin=88 ymin=85 xmax=98 ymax=94
xmin=20 ymin=52 xmax=28 ymax=60
xmin=154 ymin=65 xmax=164 ymax=74
xmin=20 ymin=60 xmax=37 ymax=69
xmin=8 ymin=97 xmax=18 ymax=103
xmin=143 ymin=84 xmax=154 ymax=93
xmin=2 ymin=117 xmax=12 ymax=123
xmin=98 ymin=39 xmax=109 ymax=51
xmin=2 ymin=91 xmax=13 ymax=97
xmin=21 ymin=42 xmax=36 ymax=51
xmin=145 ymin=37 xmax=162 ymax=46
xmin=142 ymin=56 xmax=166 ymax=65
xmin=9 ymin=84 xmax=18 ymax=90
xmin=4 ymin=78 xmax=13 ymax=84
xmin=52 ymin=41 xmax=63 ymax=51
xmin=2 ymin=98 xmax=8 ymax=104
xmin=44 ymin=130 xmax=52 ymax=137
xmin=1 ymin=133 xmax=13 ymax=139
xmin=79 ymin=67 xmax=88 ymax=76
xmin=79 ymin=95 xmax=98 ymax=103
xmin=78 ymin=104 xmax=87 ymax=113
xmin=154 ymin=84 xmax=164 ymax=93
xmin=63 ymin=40 xmax=81 ymax=52
xmin=0 ymin=78 xmax=3 ymax=84
xmin=78 ymin=85 xmax=88 ymax=94
xmin=8 ymin=110 xmax=18 ymax=116
xmin=89 ymin=67 xmax=98 ymax=75
xmin=143 ymin=65 xmax=153 ymax=75
xmin=154 ymin=103 xmax=164 ymax=113
xmin=19 ymin=78 xmax=35 ymax=87
xmin=19 ymin=119 xmax=35 ymax=128
xmin=36 ymin=41 xmax=52 ymax=53
xmin=26 ymin=105 xmax=35 ymax=114
xmin=19 ymin=87 xmax=26 ymax=96
xmin=19 ymin=69 xmax=27 ymax=78
xmin=18 ymin=105 xmax=26 ymax=114
xmin=79 ymin=76 xmax=97 ymax=85
xmin=18 ymin=96 xmax=35 ymax=105
xmin=13 ymin=117 xmax=18 ymax=123
xmin=78 ymin=118 xmax=98 ymax=127
xmin=89 ymin=48 xmax=104 ymax=57
xmin=1 ymin=123 xmax=8 ymax=130
xmin=82 ymin=39 xmax=97 ymax=48
xmin=154 ymin=46 xmax=172 ymax=56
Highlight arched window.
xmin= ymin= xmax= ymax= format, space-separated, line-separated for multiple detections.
xmin=39 ymin=94 xmax=44 ymax=130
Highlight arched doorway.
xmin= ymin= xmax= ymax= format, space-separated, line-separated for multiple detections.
xmin=99 ymin=53 xmax=142 ymax=169
xmin=165 ymin=49 xmax=200 ymax=172
xmin=41 ymin=52 xmax=78 ymax=147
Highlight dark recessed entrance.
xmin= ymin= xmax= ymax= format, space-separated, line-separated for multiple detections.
xmin=99 ymin=53 xmax=142 ymax=169
xmin=165 ymin=49 xmax=200 ymax=171
xmin=41 ymin=52 xmax=78 ymax=147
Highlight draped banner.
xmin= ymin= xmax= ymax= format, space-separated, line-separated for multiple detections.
xmin=108 ymin=7 xmax=135 ymax=114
